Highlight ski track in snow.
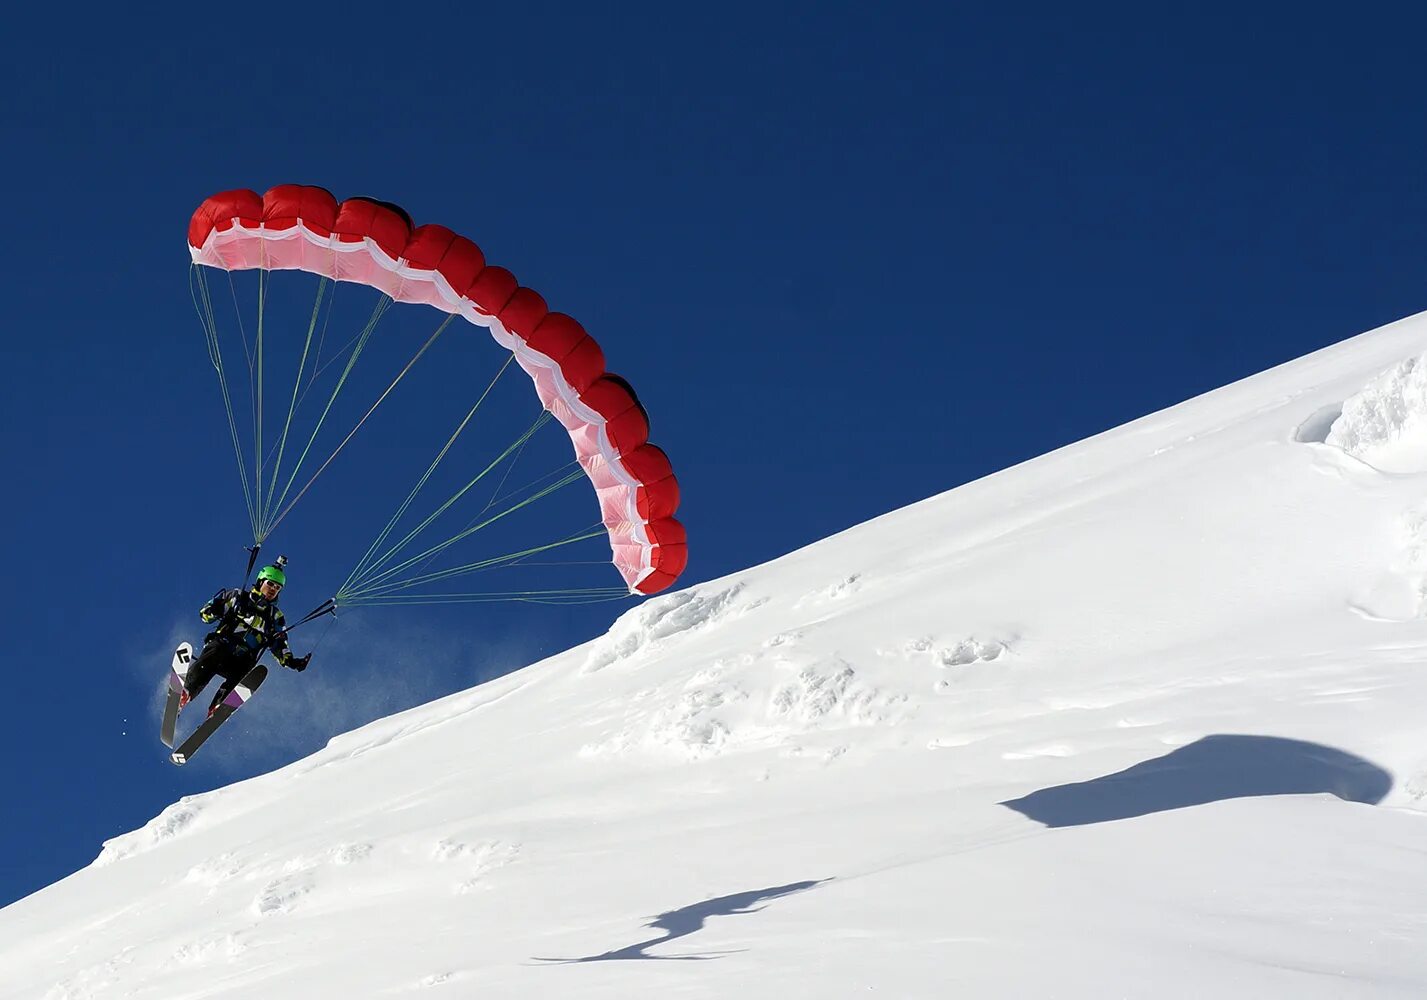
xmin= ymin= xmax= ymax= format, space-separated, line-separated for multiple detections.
xmin=170 ymin=932 xmax=248 ymax=966
xmin=184 ymin=851 xmax=245 ymax=888
xmin=430 ymin=837 xmax=520 ymax=894
xmin=43 ymin=948 xmax=136 ymax=1000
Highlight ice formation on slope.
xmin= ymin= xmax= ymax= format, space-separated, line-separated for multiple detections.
xmin=1325 ymin=350 xmax=1427 ymax=472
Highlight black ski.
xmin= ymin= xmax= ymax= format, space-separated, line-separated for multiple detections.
xmin=170 ymin=664 xmax=267 ymax=766
xmin=160 ymin=643 xmax=195 ymax=749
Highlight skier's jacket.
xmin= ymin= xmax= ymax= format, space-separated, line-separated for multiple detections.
xmin=199 ymin=586 xmax=298 ymax=666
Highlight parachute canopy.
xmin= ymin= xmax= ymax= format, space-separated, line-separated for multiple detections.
xmin=189 ymin=184 xmax=686 ymax=595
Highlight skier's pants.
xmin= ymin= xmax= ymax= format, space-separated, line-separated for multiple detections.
xmin=185 ymin=640 xmax=259 ymax=713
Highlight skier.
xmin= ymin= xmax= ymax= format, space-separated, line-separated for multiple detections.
xmin=183 ymin=558 xmax=311 ymax=716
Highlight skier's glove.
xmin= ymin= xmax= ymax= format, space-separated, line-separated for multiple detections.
xmin=287 ymin=654 xmax=311 ymax=672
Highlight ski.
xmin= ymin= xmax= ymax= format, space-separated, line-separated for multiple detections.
xmin=170 ymin=664 xmax=267 ymax=766
xmin=160 ymin=643 xmax=195 ymax=749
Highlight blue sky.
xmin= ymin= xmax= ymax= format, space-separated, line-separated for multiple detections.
xmin=2 ymin=5 xmax=1426 ymax=907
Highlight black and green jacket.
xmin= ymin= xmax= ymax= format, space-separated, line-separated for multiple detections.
xmin=199 ymin=587 xmax=297 ymax=665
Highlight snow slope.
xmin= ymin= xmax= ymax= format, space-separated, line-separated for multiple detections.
xmin=6 ymin=313 xmax=1427 ymax=998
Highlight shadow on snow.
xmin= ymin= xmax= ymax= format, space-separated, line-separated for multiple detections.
xmin=1000 ymin=733 xmax=1391 ymax=828
xmin=533 ymin=879 xmax=832 ymax=964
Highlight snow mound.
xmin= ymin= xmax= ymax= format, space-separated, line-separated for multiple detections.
xmin=580 ymin=583 xmax=761 ymax=673
xmin=1325 ymin=353 xmax=1427 ymax=472
xmin=94 ymin=797 xmax=205 ymax=867
xmin=579 ymin=638 xmax=915 ymax=761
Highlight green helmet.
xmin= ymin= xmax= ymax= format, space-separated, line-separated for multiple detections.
xmin=256 ymin=564 xmax=287 ymax=587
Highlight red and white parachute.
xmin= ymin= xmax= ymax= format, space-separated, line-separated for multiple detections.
xmin=189 ymin=184 xmax=686 ymax=595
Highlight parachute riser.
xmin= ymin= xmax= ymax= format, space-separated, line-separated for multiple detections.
xmin=242 ymin=544 xmax=261 ymax=587
xmin=276 ymin=597 xmax=338 ymax=638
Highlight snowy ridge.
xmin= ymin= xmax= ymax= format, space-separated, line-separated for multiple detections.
xmin=6 ymin=311 xmax=1427 ymax=997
